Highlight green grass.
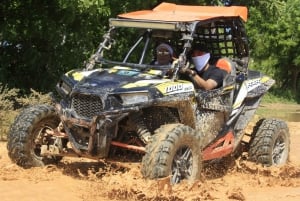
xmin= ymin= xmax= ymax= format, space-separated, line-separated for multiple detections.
xmin=257 ymin=101 xmax=300 ymax=122
xmin=262 ymin=89 xmax=298 ymax=104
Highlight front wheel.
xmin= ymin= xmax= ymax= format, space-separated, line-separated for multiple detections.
xmin=248 ymin=118 xmax=290 ymax=166
xmin=141 ymin=124 xmax=203 ymax=184
xmin=7 ymin=104 xmax=62 ymax=168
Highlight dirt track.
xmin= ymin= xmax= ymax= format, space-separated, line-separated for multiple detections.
xmin=0 ymin=122 xmax=300 ymax=201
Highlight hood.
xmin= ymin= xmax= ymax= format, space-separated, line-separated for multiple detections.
xmin=70 ymin=67 xmax=164 ymax=95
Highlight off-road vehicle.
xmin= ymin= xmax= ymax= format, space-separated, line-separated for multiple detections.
xmin=7 ymin=2 xmax=290 ymax=184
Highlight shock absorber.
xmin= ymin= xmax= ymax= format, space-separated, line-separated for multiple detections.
xmin=130 ymin=112 xmax=152 ymax=144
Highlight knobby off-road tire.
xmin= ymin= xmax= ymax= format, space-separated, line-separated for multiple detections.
xmin=248 ymin=118 xmax=290 ymax=166
xmin=141 ymin=124 xmax=203 ymax=184
xmin=7 ymin=104 xmax=61 ymax=168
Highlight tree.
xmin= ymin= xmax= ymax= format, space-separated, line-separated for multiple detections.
xmin=0 ymin=0 xmax=110 ymax=91
xmin=0 ymin=0 xmax=212 ymax=92
xmin=1 ymin=0 xmax=299 ymax=101
xmin=275 ymin=0 xmax=300 ymax=94
xmin=244 ymin=0 xmax=300 ymax=99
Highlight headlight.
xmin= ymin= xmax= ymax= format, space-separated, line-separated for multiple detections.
xmin=60 ymin=82 xmax=72 ymax=95
xmin=120 ymin=92 xmax=149 ymax=105
xmin=56 ymin=80 xmax=72 ymax=98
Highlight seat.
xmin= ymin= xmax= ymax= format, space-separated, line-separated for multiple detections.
xmin=215 ymin=57 xmax=235 ymax=74
xmin=215 ymin=58 xmax=236 ymax=108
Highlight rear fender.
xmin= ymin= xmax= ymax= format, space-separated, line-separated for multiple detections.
xmin=231 ymin=75 xmax=274 ymax=116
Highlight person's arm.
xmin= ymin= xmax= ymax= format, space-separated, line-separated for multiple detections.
xmin=187 ymin=69 xmax=217 ymax=90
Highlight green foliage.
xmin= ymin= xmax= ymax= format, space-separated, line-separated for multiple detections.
xmin=262 ymin=89 xmax=297 ymax=104
xmin=244 ymin=0 xmax=300 ymax=102
xmin=1 ymin=0 xmax=300 ymax=102
xmin=0 ymin=83 xmax=20 ymax=111
xmin=0 ymin=0 xmax=111 ymax=92
xmin=1 ymin=0 xmax=300 ymax=140
xmin=0 ymin=84 xmax=18 ymax=140
xmin=17 ymin=88 xmax=53 ymax=107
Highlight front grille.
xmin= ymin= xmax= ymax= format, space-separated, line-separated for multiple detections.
xmin=71 ymin=94 xmax=103 ymax=119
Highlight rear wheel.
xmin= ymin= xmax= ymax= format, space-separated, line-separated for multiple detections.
xmin=141 ymin=124 xmax=203 ymax=184
xmin=248 ymin=118 xmax=290 ymax=166
xmin=7 ymin=105 xmax=62 ymax=168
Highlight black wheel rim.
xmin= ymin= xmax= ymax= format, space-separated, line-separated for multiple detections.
xmin=171 ymin=146 xmax=193 ymax=184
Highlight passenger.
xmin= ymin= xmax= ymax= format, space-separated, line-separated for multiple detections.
xmin=182 ymin=49 xmax=227 ymax=90
xmin=153 ymin=43 xmax=174 ymax=65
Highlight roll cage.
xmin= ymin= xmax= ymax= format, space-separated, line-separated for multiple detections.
xmin=86 ymin=2 xmax=249 ymax=78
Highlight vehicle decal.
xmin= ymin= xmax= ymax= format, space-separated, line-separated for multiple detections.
xmin=112 ymin=66 xmax=132 ymax=70
xmin=231 ymin=78 xmax=262 ymax=115
xmin=116 ymin=70 xmax=140 ymax=76
xmin=108 ymin=66 xmax=140 ymax=76
xmin=156 ymin=81 xmax=194 ymax=95
xmin=66 ymin=69 xmax=100 ymax=81
xmin=122 ymin=79 xmax=167 ymax=89
xmin=245 ymin=78 xmax=261 ymax=91
xmin=147 ymin=69 xmax=163 ymax=75
xmin=261 ymin=76 xmax=271 ymax=83
xmin=223 ymin=85 xmax=235 ymax=91
xmin=110 ymin=66 xmax=165 ymax=77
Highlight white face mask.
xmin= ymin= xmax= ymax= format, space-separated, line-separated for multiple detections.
xmin=192 ymin=53 xmax=210 ymax=72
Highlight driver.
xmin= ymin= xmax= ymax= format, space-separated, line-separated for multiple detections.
xmin=153 ymin=43 xmax=174 ymax=65
xmin=181 ymin=49 xmax=227 ymax=90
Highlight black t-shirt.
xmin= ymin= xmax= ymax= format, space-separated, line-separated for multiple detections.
xmin=199 ymin=65 xmax=227 ymax=88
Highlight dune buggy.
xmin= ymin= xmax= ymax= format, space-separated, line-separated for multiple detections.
xmin=7 ymin=2 xmax=290 ymax=184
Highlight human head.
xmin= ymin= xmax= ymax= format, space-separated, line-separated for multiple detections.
xmin=192 ymin=50 xmax=210 ymax=72
xmin=156 ymin=43 xmax=173 ymax=65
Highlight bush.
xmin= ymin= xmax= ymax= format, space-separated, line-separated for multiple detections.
xmin=0 ymin=84 xmax=52 ymax=141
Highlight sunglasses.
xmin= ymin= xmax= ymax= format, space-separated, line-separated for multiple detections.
xmin=157 ymin=50 xmax=170 ymax=56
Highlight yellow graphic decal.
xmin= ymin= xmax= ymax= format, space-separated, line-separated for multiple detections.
xmin=223 ymin=85 xmax=234 ymax=91
xmin=112 ymin=66 xmax=131 ymax=70
xmin=66 ymin=69 xmax=101 ymax=81
xmin=122 ymin=80 xmax=167 ymax=89
xmin=261 ymin=76 xmax=270 ymax=83
xmin=72 ymin=72 xmax=84 ymax=81
xmin=156 ymin=81 xmax=194 ymax=95
xmin=108 ymin=69 xmax=118 ymax=73
xmin=122 ymin=82 xmax=151 ymax=88
xmin=109 ymin=66 xmax=131 ymax=73
xmin=147 ymin=69 xmax=163 ymax=76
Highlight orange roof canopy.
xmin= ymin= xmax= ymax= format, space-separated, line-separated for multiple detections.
xmin=119 ymin=2 xmax=248 ymax=22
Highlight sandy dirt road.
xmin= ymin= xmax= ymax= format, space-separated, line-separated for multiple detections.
xmin=0 ymin=121 xmax=299 ymax=201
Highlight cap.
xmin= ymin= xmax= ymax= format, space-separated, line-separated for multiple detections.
xmin=192 ymin=52 xmax=210 ymax=72
xmin=156 ymin=43 xmax=173 ymax=55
